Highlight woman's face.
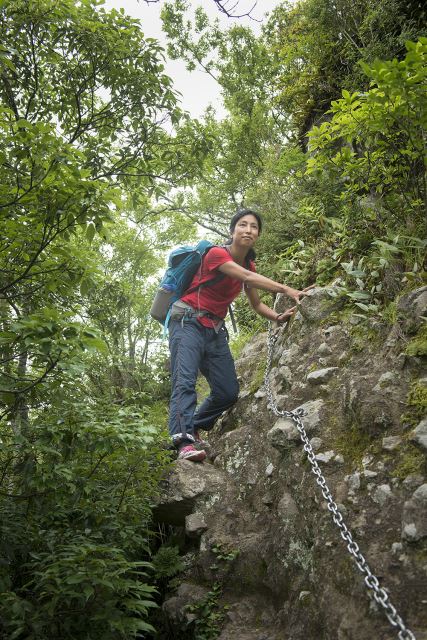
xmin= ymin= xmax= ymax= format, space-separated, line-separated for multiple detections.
xmin=231 ymin=214 xmax=260 ymax=247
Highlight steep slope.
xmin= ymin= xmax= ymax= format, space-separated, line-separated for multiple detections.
xmin=155 ymin=286 xmax=427 ymax=640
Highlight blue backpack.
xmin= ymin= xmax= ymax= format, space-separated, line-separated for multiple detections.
xmin=150 ymin=240 xmax=227 ymax=329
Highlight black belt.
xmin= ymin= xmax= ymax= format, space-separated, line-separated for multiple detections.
xmin=187 ymin=310 xmax=221 ymax=321
xmin=170 ymin=301 xmax=223 ymax=325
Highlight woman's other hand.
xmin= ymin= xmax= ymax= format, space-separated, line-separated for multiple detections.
xmin=284 ymin=284 xmax=316 ymax=304
xmin=276 ymin=306 xmax=297 ymax=324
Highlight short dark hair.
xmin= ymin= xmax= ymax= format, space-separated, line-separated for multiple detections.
xmin=225 ymin=209 xmax=261 ymax=262
xmin=229 ymin=209 xmax=262 ymax=234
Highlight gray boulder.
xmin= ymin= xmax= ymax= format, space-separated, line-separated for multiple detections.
xmin=397 ymin=285 xmax=427 ymax=332
xmin=382 ymin=436 xmax=402 ymax=451
xmin=152 ymin=460 xmax=227 ymax=526
xmin=401 ymin=483 xmax=427 ymax=542
xmin=267 ymin=399 xmax=325 ymax=450
xmin=298 ymin=287 xmax=344 ymax=323
xmin=307 ymin=367 xmax=338 ymax=385
xmin=411 ymin=418 xmax=427 ymax=451
xmin=372 ymin=484 xmax=394 ymax=506
xmin=163 ymin=582 xmax=208 ymax=625
xmin=185 ymin=512 xmax=208 ymax=538
xmin=277 ymin=492 xmax=299 ymax=519
xmin=267 ymin=418 xmax=300 ymax=449
xmin=157 ymin=285 xmax=427 ymax=640
xmin=296 ymin=398 xmax=325 ymax=424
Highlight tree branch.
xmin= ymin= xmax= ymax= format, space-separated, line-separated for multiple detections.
xmin=0 ymin=357 xmax=59 ymax=394
xmin=143 ymin=0 xmax=259 ymax=19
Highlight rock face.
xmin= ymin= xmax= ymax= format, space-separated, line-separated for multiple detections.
xmin=412 ymin=418 xmax=427 ymax=451
xmin=155 ymin=287 xmax=427 ymax=640
xmin=401 ymin=484 xmax=427 ymax=542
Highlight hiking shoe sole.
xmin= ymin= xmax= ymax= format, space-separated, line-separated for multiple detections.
xmin=178 ymin=445 xmax=207 ymax=462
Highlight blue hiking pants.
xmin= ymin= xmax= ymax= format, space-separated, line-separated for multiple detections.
xmin=168 ymin=317 xmax=239 ymax=447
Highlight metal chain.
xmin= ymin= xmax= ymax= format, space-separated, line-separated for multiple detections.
xmin=264 ymin=322 xmax=416 ymax=640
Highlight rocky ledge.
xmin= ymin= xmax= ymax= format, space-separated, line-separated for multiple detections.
xmin=155 ymin=285 xmax=427 ymax=640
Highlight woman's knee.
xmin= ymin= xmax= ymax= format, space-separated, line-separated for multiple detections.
xmin=219 ymin=381 xmax=239 ymax=407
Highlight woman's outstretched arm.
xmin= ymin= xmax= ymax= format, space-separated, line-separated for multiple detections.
xmin=246 ymin=287 xmax=300 ymax=324
xmin=218 ymin=261 xmax=313 ymax=305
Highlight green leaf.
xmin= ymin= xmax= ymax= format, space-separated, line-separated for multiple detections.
xmin=83 ymin=585 xmax=94 ymax=600
xmin=86 ymin=223 xmax=96 ymax=243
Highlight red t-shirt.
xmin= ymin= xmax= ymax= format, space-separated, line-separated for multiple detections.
xmin=181 ymin=246 xmax=256 ymax=327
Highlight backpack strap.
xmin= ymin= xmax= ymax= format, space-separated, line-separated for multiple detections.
xmin=163 ymin=306 xmax=173 ymax=337
xmin=184 ymin=271 xmax=226 ymax=296
xmin=181 ymin=244 xmax=224 ymax=296
xmin=228 ymin=305 xmax=238 ymax=333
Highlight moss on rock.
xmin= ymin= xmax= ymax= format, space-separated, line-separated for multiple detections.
xmin=391 ymin=444 xmax=426 ymax=480
xmin=405 ymin=324 xmax=427 ymax=357
xmin=333 ymin=423 xmax=376 ymax=468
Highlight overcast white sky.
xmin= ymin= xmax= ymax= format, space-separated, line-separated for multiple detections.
xmin=102 ymin=0 xmax=283 ymax=119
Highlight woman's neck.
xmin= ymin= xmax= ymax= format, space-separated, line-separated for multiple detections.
xmin=228 ymin=242 xmax=249 ymax=265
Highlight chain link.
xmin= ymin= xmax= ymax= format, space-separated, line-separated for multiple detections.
xmin=264 ymin=322 xmax=416 ymax=640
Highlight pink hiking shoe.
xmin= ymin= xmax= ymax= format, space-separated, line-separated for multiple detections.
xmin=178 ymin=444 xmax=206 ymax=462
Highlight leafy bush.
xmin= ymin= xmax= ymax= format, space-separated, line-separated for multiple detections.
xmin=264 ymin=39 xmax=427 ymax=313
xmin=152 ymin=546 xmax=185 ymax=580
xmin=1 ymin=541 xmax=157 ymax=639
xmin=187 ymin=582 xmax=226 ymax=640
xmin=0 ymin=394 xmax=171 ymax=638
xmin=307 ymin=39 xmax=426 ymax=221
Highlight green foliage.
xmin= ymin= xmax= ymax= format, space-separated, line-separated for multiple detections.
xmin=0 ymin=390 xmax=171 ymax=638
xmin=160 ymin=2 xmax=426 ymax=324
xmin=186 ymin=582 xmax=227 ymax=640
xmin=265 ymin=0 xmax=426 ymax=140
xmin=0 ymin=0 xmax=203 ymax=421
xmin=266 ymin=40 xmax=427 ymax=313
xmin=348 ymin=322 xmax=381 ymax=352
xmin=0 ymin=0 xmax=200 ymax=306
xmin=161 ymin=1 xmax=223 ymax=77
xmin=152 ymin=546 xmax=185 ymax=580
xmin=0 ymin=0 xmax=207 ymax=412
xmin=211 ymin=543 xmax=240 ymax=563
xmin=2 ymin=542 xmax=157 ymax=639
xmin=308 ymin=39 xmax=427 ymax=218
xmin=381 ymin=301 xmax=398 ymax=325
xmin=0 ymin=307 xmax=108 ymax=413
xmin=322 ymin=233 xmax=426 ymax=317
xmin=0 ymin=2 xmax=197 ymax=636
xmin=161 ymin=2 xmax=290 ymax=235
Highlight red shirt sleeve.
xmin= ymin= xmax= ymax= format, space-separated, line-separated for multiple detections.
xmin=203 ymin=246 xmax=234 ymax=273
xmin=202 ymin=246 xmax=256 ymax=274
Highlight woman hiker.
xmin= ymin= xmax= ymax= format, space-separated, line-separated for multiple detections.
xmin=168 ymin=209 xmax=313 ymax=462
